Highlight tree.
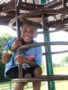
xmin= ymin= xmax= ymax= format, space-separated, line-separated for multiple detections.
xmin=0 ymin=34 xmax=12 ymax=82
xmin=0 ymin=33 xmax=12 ymax=58
xmin=61 ymin=56 xmax=68 ymax=66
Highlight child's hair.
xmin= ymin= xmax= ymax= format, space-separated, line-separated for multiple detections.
xmin=20 ymin=19 xmax=38 ymax=32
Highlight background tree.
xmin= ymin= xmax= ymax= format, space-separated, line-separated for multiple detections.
xmin=0 ymin=33 xmax=12 ymax=57
xmin=0 ymin=34 xmax=12 ymax=82
xmin=61 ymin=56 xmax=68 ymax=66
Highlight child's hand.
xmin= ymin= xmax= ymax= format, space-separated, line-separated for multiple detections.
xmin=12 ymin=39 xmax=22 ymax=51
xmin=28 ymin=55 xmax=35 ymax=61
xmin=15 ymin=55 xmax=26 ymax=64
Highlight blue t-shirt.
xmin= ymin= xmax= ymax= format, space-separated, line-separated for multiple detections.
xmin=4 ymin=38 xmax=42 ymax=73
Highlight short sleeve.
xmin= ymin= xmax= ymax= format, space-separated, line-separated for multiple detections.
xmin=35 ymin=47 xmax=42 ymax=66
xmin=4 ymin=37 xmax=16 ymax=51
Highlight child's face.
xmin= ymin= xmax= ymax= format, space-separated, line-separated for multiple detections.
xmin=21 ymin=26 xmax=36 ymax=43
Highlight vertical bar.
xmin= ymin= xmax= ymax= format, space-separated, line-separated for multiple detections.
xmin=33 ymin=0 xmax=35 ymax=4
xmin=41 ymin=0 xmax=47 ymax=4
xmin=42 ymin=14 xmax=55 ymax=90
xmin=25 ymin=0 xmax=27 ymax=2
xmin=62 ymin=0 xmax=67 ymax=8
xmin=16 ymin=0 xmax=22 ymax=90
xmin=16 ymin=0 xmax=22 ymax=79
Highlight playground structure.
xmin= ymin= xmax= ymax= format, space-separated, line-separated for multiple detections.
xmin=0 ymin=0 xmax=68 ymax=90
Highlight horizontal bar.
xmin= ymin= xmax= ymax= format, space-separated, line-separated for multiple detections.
xmin=37 ymin=28 xmax=67 ymax=34
xmin=19 ymin=8 xmax=68 ymax=20
xmin=18 ymin=41 xmax=68 ymax=49
xmin=9 ymin=16 xmax=68 ymax=30
xmin=0 ymin=1 xmax=42 ymax=13
xmin=43 ymin=49 xmax=68 ymax=55
xmin=43 ymin=0 xmax=62 ymax=9
xmin=0 ymin=0 xmax=62 ymax=12
xmin=12 ymin=75 xmax=68 ymax=83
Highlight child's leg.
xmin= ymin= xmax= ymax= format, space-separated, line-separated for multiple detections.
xmin=14 ymin=82 xmax=26 ymax=90
xmin=33 ymin=67 xmax=42 ymax=90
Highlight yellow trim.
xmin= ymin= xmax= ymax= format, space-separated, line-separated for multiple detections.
xmin=3 ymin=49 xmax=12 ymax=55
xmin=7 ymin=50 xmax=12 ymax=54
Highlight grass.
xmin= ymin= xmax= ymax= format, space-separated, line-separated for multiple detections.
xmin=0 ymin=81 xmax=68 ymax=90
xmin=54 ymin=67 xmax=68 ymax=75
xmin=0 ymin=67 xmax=68 ymax=90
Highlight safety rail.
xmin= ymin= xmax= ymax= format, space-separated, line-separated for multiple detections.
xmin=12 ymin=75 xmax=68 ymax=83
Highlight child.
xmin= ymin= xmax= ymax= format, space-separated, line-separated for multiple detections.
xmin=2 ymin=20 xmax=42 ymax=90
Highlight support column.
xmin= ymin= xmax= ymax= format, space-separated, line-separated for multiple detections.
xmin=41 ymin=0 xmax=48 ymax=4
xmin=42 ymin=15 xmax=55 ymax=90
xmin=44 ymin=27 xmax=55 ymax=90
xmin=16 ymin=0 xmax=22 ymax=90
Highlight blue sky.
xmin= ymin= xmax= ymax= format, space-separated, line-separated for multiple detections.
xmin=0 ymin=25 xmax=68 ymax=64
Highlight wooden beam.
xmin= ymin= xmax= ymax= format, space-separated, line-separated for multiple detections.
xmin=46 ymin=17 xmax=68 ymax=27
xmin=12 ymin=75 xmax=68 ymax=83
xmin=0 ymin=0 xmax=63 ymax=13
xmin=0 ymin=0 xmax=16 ymax=13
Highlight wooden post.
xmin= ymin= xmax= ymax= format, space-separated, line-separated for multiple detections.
xmin=16 ymin=0 xmax=23 ymax=90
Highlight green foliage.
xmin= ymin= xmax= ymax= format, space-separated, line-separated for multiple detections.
xmin=0 ymin=62 xmax=5 ymax=82
xmin=60 ymin=56 xmax=68 ymax=66
xmin=53 ymin=64 xmax=61 ymax=67
xmin=0 ymin=34 xmax=12 ymax=57
xmin=63 ymin=56 xmax=68 ymax=62
xmin=0 ymin=34 xmax=12 ymax=82
xmin=61 ymin=56 xmax=68 ymax=64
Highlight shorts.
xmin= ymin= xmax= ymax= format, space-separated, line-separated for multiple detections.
xmin=5 ymin=65 xmax=41 ymax=79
